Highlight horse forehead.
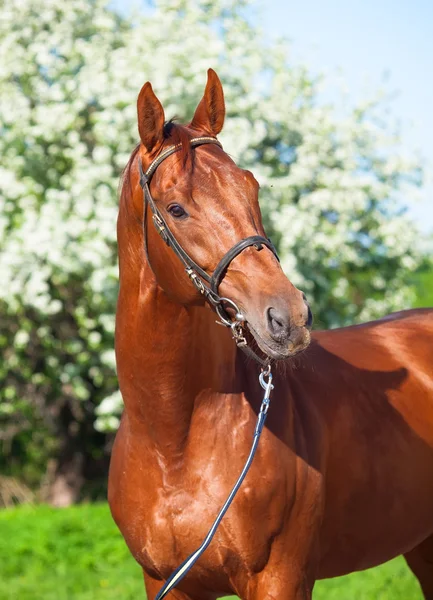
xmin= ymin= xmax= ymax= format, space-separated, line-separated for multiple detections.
xmin=193 ymin=156 xmax=258 ymax=197
xmin=155 ymin=148 xmax=258 ymax=201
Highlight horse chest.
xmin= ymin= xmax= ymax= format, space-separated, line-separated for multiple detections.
xmin=131 ymin=447 xmax=289 ymax=581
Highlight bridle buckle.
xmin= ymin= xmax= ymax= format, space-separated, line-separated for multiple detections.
xmin=186 ymin=268 xmax=206 ymax=294
xmin=152 ymin=214 xmax=170 ymax=245
xmin=231 ymin=322 xmax=247 ymax=347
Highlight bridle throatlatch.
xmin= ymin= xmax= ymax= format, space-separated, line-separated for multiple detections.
xmin=138 ymin=136 xmax=276 ymax=599
xmin=138 ymin=136 xmax=279 ymax=368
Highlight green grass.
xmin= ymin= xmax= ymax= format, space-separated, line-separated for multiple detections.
xmin=0 ymin=504 xmax=423 ymax=599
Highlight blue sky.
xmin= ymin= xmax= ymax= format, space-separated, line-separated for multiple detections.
xmin=258 ymin=0 xmax=433 ymax=233
xmin=115 ymin=0 xmax=432 ymax=234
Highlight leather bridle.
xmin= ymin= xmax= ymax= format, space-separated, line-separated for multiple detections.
xmin=138 ymin=136 xmax=279 ymax=366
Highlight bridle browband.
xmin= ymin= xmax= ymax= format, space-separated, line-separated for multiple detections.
xmin=138 ymin=136 xmax=279 ymax=367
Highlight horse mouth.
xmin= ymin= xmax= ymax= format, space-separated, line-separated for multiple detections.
xmin=246 ymin=321 xmax=311 ymax=361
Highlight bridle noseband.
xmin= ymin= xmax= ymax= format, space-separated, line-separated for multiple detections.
xmin=138 ymin=136 xmax=279 ymax=366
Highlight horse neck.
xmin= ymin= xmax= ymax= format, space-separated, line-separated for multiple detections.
xmin=115 ymin=254 xmax=238 ymax=455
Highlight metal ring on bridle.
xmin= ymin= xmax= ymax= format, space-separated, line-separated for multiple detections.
xmin=260 ymin=363 xmax=271 ymax=378
xmin=215 ymin=297 xmax=244 ymax=327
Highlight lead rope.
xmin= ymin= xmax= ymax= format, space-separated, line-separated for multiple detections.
xmin=155 ymin=367 xmax=274 ymax=600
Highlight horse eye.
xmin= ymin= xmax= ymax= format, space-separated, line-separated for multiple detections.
xmin=168 ymin=204 xmax=187 ymax=219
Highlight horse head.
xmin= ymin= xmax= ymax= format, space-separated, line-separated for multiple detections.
xmin=127 ymin=69 xmax=312 ymax=360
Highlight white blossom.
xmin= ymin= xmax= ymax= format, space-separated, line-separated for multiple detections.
xmin=0 ymin=0 xmax=425 ymax=430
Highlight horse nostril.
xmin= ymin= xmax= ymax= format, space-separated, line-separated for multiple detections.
xmin=266 ymin=307 xmax=290 ymax=340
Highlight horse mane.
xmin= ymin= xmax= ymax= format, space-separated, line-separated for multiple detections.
xmin=162 ymin=119 xmax=195 ymax=169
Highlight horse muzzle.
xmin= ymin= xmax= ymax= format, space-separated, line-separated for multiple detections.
xmin=244 ymin=296 xmax=313 ymax=360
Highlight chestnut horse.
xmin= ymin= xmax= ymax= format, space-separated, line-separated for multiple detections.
xmin=109 ymin=69 xmax=433 ymax=599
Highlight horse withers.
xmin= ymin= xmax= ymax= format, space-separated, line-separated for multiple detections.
xmin=109 ymin=69 xmax=433 ymax=599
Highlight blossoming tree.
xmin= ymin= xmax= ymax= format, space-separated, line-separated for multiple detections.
xmin=0 ymin=0 xmax=422 ymax=503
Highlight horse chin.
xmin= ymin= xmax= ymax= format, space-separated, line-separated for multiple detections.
xmin=246 ymin=323 xmax=311 ymax=361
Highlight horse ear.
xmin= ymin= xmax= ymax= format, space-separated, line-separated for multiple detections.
xmin=137 ymin=82 xmax=165 ymax=153
xmin=190 ymin=69 xmax=225 ymax=135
